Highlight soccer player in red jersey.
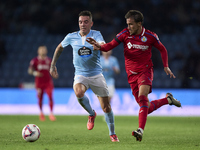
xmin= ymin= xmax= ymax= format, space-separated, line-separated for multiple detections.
xmin=86 ymin=10 xmax=181 ymax=141
xmin=28 ymin=45 xmax=57 ymax=121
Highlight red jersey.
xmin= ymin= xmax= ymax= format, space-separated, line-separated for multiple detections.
xmin=100 ymin=27 xmax=168 ymax=81
xmin=29 ymin=56 xmax=52 ymax=87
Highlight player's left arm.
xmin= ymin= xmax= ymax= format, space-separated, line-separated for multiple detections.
xmin=153 ymin=38 xmax=176 ymax=78
xmin=28 ymin=60 xmax=43 ymax=77
xmin=113 ymin=58 xmax=120 ymax=74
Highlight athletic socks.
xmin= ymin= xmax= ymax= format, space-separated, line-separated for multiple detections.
xmin=105 ymin=110 xmax=115 ymax=135
xmin=77 ymin=95 xmax=95 ymax=116
xmin=49 ymin=99 xmax=53 ymax=112
xmin=148 ymin=98 xmax=169 ymax=114
xmin=138 ymin=95 xmax=149 ymax=130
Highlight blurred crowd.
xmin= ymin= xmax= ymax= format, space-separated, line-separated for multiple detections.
xmin=1 ymin=0 xmax=200 ymax=36
xmin=0 ymin=0 xmax=200 ymax=88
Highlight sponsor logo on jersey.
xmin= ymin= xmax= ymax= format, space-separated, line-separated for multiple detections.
xmin=38 ymin=64 xmax=49 ymax=70
xmin=78 ymin=47 xmax=92 ymax=57
xmin=127 ymin=42 xmax=149 ymax=51
xmin=129 ymin=70 xmax=138 ymax=74
xmin=141 ymin=36 xmax=147 ymax=42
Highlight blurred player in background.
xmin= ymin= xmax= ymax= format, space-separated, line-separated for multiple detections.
xmin=49 ymin=10 xmax=119 ymax=142
xmin=100 ymin=50 xmax=120 ymax=102
xmin=87 ymin=10 xmax=181 ymax=142
xmin=28 ymin=45 xmax=56 ymax=121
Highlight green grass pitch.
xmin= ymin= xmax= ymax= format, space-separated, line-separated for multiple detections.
xmin=0 ymin=115 xmax=200 ymax=150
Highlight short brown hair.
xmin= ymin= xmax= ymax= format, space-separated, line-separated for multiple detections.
xmin=125 ymin=10 xmax=144 ymax=24
xmin=79 ymin=10 xmax=92 ymax=20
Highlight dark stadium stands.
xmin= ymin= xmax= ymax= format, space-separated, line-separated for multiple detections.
xmin=0 ymin=0 xmax=200 ymax=88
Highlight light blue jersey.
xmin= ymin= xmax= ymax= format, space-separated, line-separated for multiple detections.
xmin=61 ymin=30 xmax=105 ymax=77
xmin=100 ymin=56 xmax=120 ymax=86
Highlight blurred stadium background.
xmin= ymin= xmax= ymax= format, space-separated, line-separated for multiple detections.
xmin=0 ymin=0 xmax=200 ymax=115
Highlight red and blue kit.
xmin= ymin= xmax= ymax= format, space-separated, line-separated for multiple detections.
xmin=100 ymin=27 xmax=168 ymax=95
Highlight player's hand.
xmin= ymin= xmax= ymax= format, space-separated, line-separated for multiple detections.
xmin=164 ymin=67 xmax=176 ymax=78
xmin=33 ymin=71 xmax=43 ymax=77
xmin=86 ymin=37 xmax=101 ymax=50
xmin=50 ymin=65 xmax=59 ymax=79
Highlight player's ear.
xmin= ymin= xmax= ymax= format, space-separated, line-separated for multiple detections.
xmin=138 ymin=22 xmax=142 ymax=27
xmin=91 ymin=21 xmax=93 ymax=27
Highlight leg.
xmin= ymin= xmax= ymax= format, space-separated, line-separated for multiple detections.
xmin=98 ymin=96 xmax=119 ymax=142
xmin=73 ymin=83 xmax=95 ymax=116
xmin=89 ymin=74 xmax=119 ymax=142
xmin=148 ymin=98 xmax=169 ymax=114
xmin=46 ymin=83 xmax=56 ymax=121
xmin=37 ymin=88 xmax=45 ymax=121
xmin=132 ymin=85 xmax=149 ymax=141
xmin=138 ymin=85 xmax=150 ymax=130
xmin=73 ymin=75 xmax=97 ymax=130
xmin=45 ymin=83 xmax=54 ymax=112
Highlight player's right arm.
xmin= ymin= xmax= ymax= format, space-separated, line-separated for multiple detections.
xmin=86 ymin=38 xmax=119 ymax=52
xmin=49 ymin=43 xmax=63 ymax=79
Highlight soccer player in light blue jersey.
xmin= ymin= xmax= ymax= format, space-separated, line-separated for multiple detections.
xmin=49 ymin=10 xmax=119 ymax=142
xmin=100 ymin=50 xmax=120 ymax=102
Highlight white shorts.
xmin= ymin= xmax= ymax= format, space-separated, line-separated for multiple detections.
xmin=73 ymin=74 xmax=109 ymax=97
xmin=107 ymin=85 xmax=115 ymax=98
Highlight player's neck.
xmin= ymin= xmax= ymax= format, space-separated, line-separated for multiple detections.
xmin=132 ymin=26 xmax=143 ymax=36
xmin=79 ymin=31 xmax=90 ymax=37
xmin=104 ymin=56 xmax=109 ymax=59
xmin=38 ymin=55 xmax=46 ymax=60
xmin=136 ymin=26 xmax=143 ymax=35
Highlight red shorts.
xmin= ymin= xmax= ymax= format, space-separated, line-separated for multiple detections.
xmin=36 ymin=81 xmax=54 ymax=98
xmin=129 ymin=67 xmax=153 ymax=101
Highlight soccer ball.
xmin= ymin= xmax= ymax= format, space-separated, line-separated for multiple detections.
xmin=22 ymin=124 xmax=41 ymax=142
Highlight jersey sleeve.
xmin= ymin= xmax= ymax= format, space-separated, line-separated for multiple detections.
xmin=61 ymin=34 xmax=70 ymax=48
xmin=113 ymin=57 xmax=120 ymax=70
xmin=100 ymin=29 xmax=126 ymax=52
xmin=29 ymin=59 xmax=36 ymax=70
xmin=153 ymin=34 xmax=169 ymax=67
xmin=95 ymin=31 xmax=105 ymax=44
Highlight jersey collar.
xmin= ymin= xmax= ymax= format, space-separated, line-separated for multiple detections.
xmin=141 ymin=27 xmax=145 ymax=36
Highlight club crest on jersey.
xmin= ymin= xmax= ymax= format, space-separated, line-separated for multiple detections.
xmin=141 ymin=36 xmax=147 ymax=42
xmin=78 ymin=47 xmax=92 ymax=57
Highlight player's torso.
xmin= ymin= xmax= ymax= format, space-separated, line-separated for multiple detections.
xmin=123 ymin=31 xmax=154 ymax=61
xmin=35 ymin=57 xmax=51 ymax=72
xmin=100 ymin=56 xmax=115 ymax=85
xmin=68 ymin=30 xmax=102 ymax=76
xmin=118 ymin=28 xmax=156 ymax=73
xmin=34 ymin=57 xmax=52 ymax=83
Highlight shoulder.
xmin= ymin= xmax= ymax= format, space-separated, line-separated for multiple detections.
xmin=116 ymin=28 xmax=129 ymax=38
xmin=47 ymin=57 xmax=52 ymax=61
xmin=31 ymin=57 xmax=38 ymax=62
xmin=144 ymin=29 xmax=159 ymax=41
xmin=30 ymin=57 xmax=38 ymax=65
xmin=90 ymin=30 xmax=102 ymax=36
xmin=110 ymin=56 xmax=118 ymax=61
xmin=64 ymin=31 xmax=79 ymax=38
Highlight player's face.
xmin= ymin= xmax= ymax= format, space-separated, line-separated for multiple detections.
xmin=126 ymin=18 xmax=142 ymax=35
xmin=38 ymin=46 xmax=47 ymax=57
xmin=79 ymin=16 xmax=93 ymax=36
xmin=102 ymin=50 xmax=112 ymax=57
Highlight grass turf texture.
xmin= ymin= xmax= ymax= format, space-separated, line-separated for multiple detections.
xmin=0 ymin=115 xmax=199 ymax=150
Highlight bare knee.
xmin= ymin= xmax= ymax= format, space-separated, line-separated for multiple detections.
xmin=74 ymin=84 xmax=86 ymax=98
xmin=102 ymin=104 xmax=111 ymax=113
xmin=74 ymin=89 xmax=85 ymax=98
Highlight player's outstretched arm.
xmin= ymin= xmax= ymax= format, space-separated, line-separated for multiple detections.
xmin=50 ymin=43 xmax=63 ymax=79
xmin=164 ymin=67 xmax=176 ymax=78
xmin=86 ymin=37 xmax=101 ymax=50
